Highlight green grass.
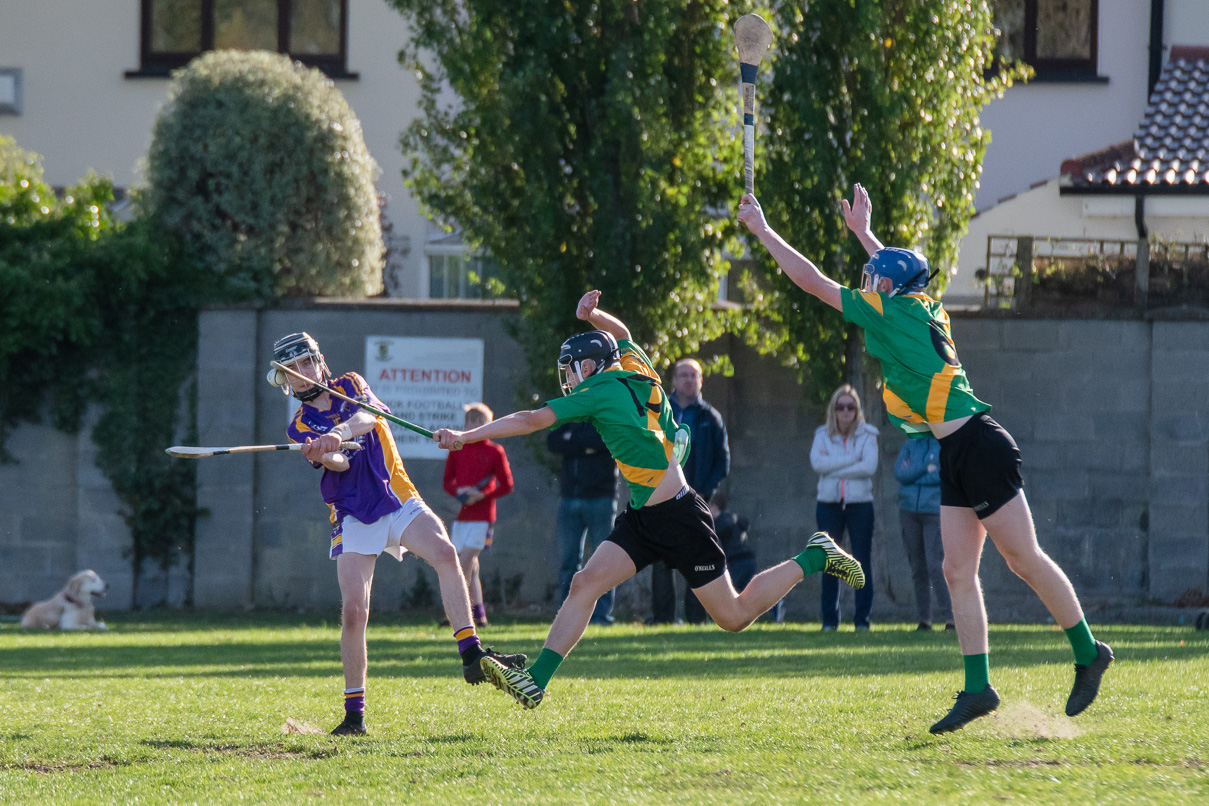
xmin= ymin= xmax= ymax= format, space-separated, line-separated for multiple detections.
xmin=1 ymin=615 xmax=1206 ymax=804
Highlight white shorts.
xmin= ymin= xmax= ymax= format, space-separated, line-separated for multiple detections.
xmin=332 ymin=497 xmax=429 ymax=561
xmin=450 ymin=521 xmax=493 ymax=553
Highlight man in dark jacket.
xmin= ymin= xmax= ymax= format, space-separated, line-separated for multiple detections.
xmin=649 ymin=358 xmax=731 ymax=624
xmin=547 ymin=422 xmax=618 ymax=624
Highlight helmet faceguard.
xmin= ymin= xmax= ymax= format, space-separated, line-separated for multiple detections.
xmin=269 ymin=332 xmax=330 ymax=402
xmin=860 ymin=247 xmax=934 ymax=298
xmin=557 ymin=330 xmax=620 ymax=395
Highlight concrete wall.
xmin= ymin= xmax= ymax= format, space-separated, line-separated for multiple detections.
xmin=4 ymin=306 xmax=1208 ymax=620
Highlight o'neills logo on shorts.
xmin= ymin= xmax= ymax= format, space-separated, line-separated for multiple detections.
xmin=694 ymin=564 xmax=715 ymax=572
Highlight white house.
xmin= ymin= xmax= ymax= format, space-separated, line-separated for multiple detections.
xmin=0 ymin=0 xmax=487 ymax=299
xmin=949 ymin=1 xmax=1209 ymax=305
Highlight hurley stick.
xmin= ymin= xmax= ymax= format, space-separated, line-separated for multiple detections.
xmin=166 ymin=442 xmax=360 ymax=459
xmin=270 ymin=361 xmax=436 ymax=440
xmin=734 ymin=13 xmax=774 ymax=194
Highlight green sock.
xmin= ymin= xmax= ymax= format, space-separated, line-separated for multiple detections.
xmin=1064 ymin=618 xmax=1098 ymax=666
xmin=793 ymin=546 xmax=828 ymax=577
xmin=963 ymin=653 xmax=990 ymax=693
xmin=528 ymin=648 xmax=563 ymax=691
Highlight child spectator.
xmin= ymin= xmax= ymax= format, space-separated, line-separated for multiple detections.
xmin=443 ymin=403 xmax=514 ymax=626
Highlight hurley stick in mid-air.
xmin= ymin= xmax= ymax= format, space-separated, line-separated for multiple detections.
xmin=166 ymin=442 xmax=361 ymax=459
xmin=734 ymin=13 xmax=774 ymax=194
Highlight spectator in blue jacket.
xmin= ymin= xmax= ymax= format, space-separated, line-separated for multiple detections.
xmin=548 ymin=422 xmax=618 ymax=625
xmin=894 ymin=436 xmax=953 ymax=631
xmin=648 ymin=357 xmax=731 ymax=624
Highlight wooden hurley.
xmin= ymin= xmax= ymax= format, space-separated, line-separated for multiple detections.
xmin=734 ymin=14 xmax=774 ymax=194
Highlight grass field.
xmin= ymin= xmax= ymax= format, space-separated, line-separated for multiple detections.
xmin=1 ymin=614 xmax=1206 ymax=805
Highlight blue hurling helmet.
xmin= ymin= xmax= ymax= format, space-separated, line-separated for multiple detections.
xmin=861 ymin=248 xmax=932 ymax=298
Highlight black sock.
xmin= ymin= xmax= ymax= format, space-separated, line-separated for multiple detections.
xmin=455 ymin=625 xmax=484 ymax=664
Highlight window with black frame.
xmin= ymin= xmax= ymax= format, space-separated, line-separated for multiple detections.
xmin=992 ymin=0 xmax=1100 ymax=81
xmin=129 ymin=0 xmax=354 ymax=78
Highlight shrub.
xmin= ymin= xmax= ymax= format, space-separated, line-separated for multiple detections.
xmin=145 ymin=50 xmax=384 ymax=298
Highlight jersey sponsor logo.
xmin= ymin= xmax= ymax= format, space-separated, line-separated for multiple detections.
xmin=694 ymin=564 xmax=716 ymax=572
xmin=929 ymin=320 xmax=960 ymax=367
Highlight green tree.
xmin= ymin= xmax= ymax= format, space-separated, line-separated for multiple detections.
xmin=0 ymin=136 xmax=203 ymax=600
xmin=390 ymin=0 xmax=741 ymax=388
xmin=145 ymin=50 xmax=385 ymax=299
xmin=748 ymin=0 xmax=1027 ymax=398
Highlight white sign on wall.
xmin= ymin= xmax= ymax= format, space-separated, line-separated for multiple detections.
xmin=364 ymin=336 xmax=484 ymax=459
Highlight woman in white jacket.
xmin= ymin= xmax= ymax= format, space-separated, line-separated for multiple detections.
xmin=810 ymin=384 xmax=879 ymax=630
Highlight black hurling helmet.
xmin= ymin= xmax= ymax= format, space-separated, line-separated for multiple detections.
xmin=269 ymin=332 xmax=329 ymax=402
xmin=558 ymin=330 xmax=620 ymax=395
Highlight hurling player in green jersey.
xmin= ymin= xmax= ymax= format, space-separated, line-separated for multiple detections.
xmin=433 ymin=290 xmax=866 ymax=710
xmin=739 ymin=184 xmax=1112 ymax=735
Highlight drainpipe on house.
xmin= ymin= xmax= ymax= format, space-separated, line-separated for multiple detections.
xmin=1135 ymin=195 xmax=1149 ymax=309
xmin=1148 ymin=0 xmax=1166 ymax=98
xmin=1139 ymin=0 xmax=1163 ymax=309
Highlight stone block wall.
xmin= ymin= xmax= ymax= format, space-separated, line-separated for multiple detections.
xmin=5 ymin=304 xmax=1208 ymax=620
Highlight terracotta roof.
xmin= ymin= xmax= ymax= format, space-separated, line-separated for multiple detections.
xmin=1061 ymin=46 xmax=1209 ymax=193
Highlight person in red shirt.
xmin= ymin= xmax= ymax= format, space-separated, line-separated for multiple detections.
xmin=443 ymin=403 xmax=514 ymax=626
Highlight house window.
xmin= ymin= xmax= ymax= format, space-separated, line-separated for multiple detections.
xmin=130 ymin=0 xmax=354 ymax=79
xmin=427 ymin=253 xmax=507 ymax=300
xmin=993 ymin=0 xmax=1099 ymax=80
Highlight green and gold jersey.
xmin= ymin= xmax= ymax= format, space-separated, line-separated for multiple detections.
xmin=840 ymin=287 xmax=990 ymax=438
xmin=545 ymin=339 xmax=684 ymax=508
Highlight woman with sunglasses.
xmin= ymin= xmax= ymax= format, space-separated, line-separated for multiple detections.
xmin=810 ymin=384 xmax=879 ymax=631
xmin=738 ymin=184 xmax=1112 ymax=735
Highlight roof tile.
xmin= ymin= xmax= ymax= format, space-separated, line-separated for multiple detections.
xmin=1062 ymin=48 xmax=1209 ymax=192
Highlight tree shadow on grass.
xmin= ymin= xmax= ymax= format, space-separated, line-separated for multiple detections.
xmin=2 ymin=625 xmax=1205 ymax=682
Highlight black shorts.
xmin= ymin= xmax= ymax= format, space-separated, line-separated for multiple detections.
xmin=938 ymin=412 xmax=1023 ymax=518
xmin=607 ymin=487 xmax=727 ymax=588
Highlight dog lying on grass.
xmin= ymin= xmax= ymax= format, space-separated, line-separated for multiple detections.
xmin=21 ymin=570 xmax=109 ymax=630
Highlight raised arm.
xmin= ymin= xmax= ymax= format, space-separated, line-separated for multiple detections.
xmin=434 ymin=407 xmax=559 ymax=451
xmin=841 ymin=182 xmax=885 ymax=258
xmin=576 ymin=290 xmax=631 ymax=341
xmin=736 ymin=194 xmax=843 ymax=312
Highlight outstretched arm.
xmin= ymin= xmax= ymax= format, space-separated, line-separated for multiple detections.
xmin=434 ymin=407 xmax=559 ymax=450
xmin=737 ymin=194 xmax=843 ymax=312
xmin=841 ymin=183 xmax=885 ymax=258
xmin=576 ymin=290 xmax=631 ymax=341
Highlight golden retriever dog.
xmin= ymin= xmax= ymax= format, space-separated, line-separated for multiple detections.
xmin=21 ymin=570 xmax=109 ymax=630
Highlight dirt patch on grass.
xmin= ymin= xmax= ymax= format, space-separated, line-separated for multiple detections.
xmin=987 ymin=702 xmax=1082 ymax=740
xmin=142 ymin=738 xmax=339 ymax=760
xmin=8 ymin=759 xmax=124 ymax=774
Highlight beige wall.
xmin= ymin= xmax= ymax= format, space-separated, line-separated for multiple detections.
xmin=950 ymin=178 xmax=1209 ymax=303
xmin=0 ymin=0 xmax=430 ymax=296
xmin=1166 ymin=1 xmax=1209 ymax=44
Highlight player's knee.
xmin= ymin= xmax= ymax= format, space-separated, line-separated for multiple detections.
xmin=942 ymin=558 xmax=974 ymax=590
xmin=1002 ymin=547 xmax=1045 ymax=580
xmin=429 ymin=539 xmax=460 ymax=571
xmin=341 ymin=600 xmax=370 ymax=626
xmin=714 ymin=612 xmax=749 ymax=633
xmin=568 ymin=568 xmax=605 ymax=599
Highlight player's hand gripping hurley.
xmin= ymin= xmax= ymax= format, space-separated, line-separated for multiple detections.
xmin=734 ymin=14 xmax=773 ymax=194
xmin=270 ymin=360 xmax=437 ymax=441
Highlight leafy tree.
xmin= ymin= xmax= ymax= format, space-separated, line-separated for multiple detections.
xmin=145 ymin=50 xmax=385 ymax=299
xmin=747 ymin=0 xmax=1027 ymax=398
xmin=391 ymin=0 xmax=741 ymax=389
xmin=0 ymin=136 xmax=202 ymax=601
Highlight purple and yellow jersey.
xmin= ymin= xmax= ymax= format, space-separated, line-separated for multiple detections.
xmin=840 ymin=288 xmax=990 ymax=437
xmin=286 ymin=372 xmax=421 ymax=558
